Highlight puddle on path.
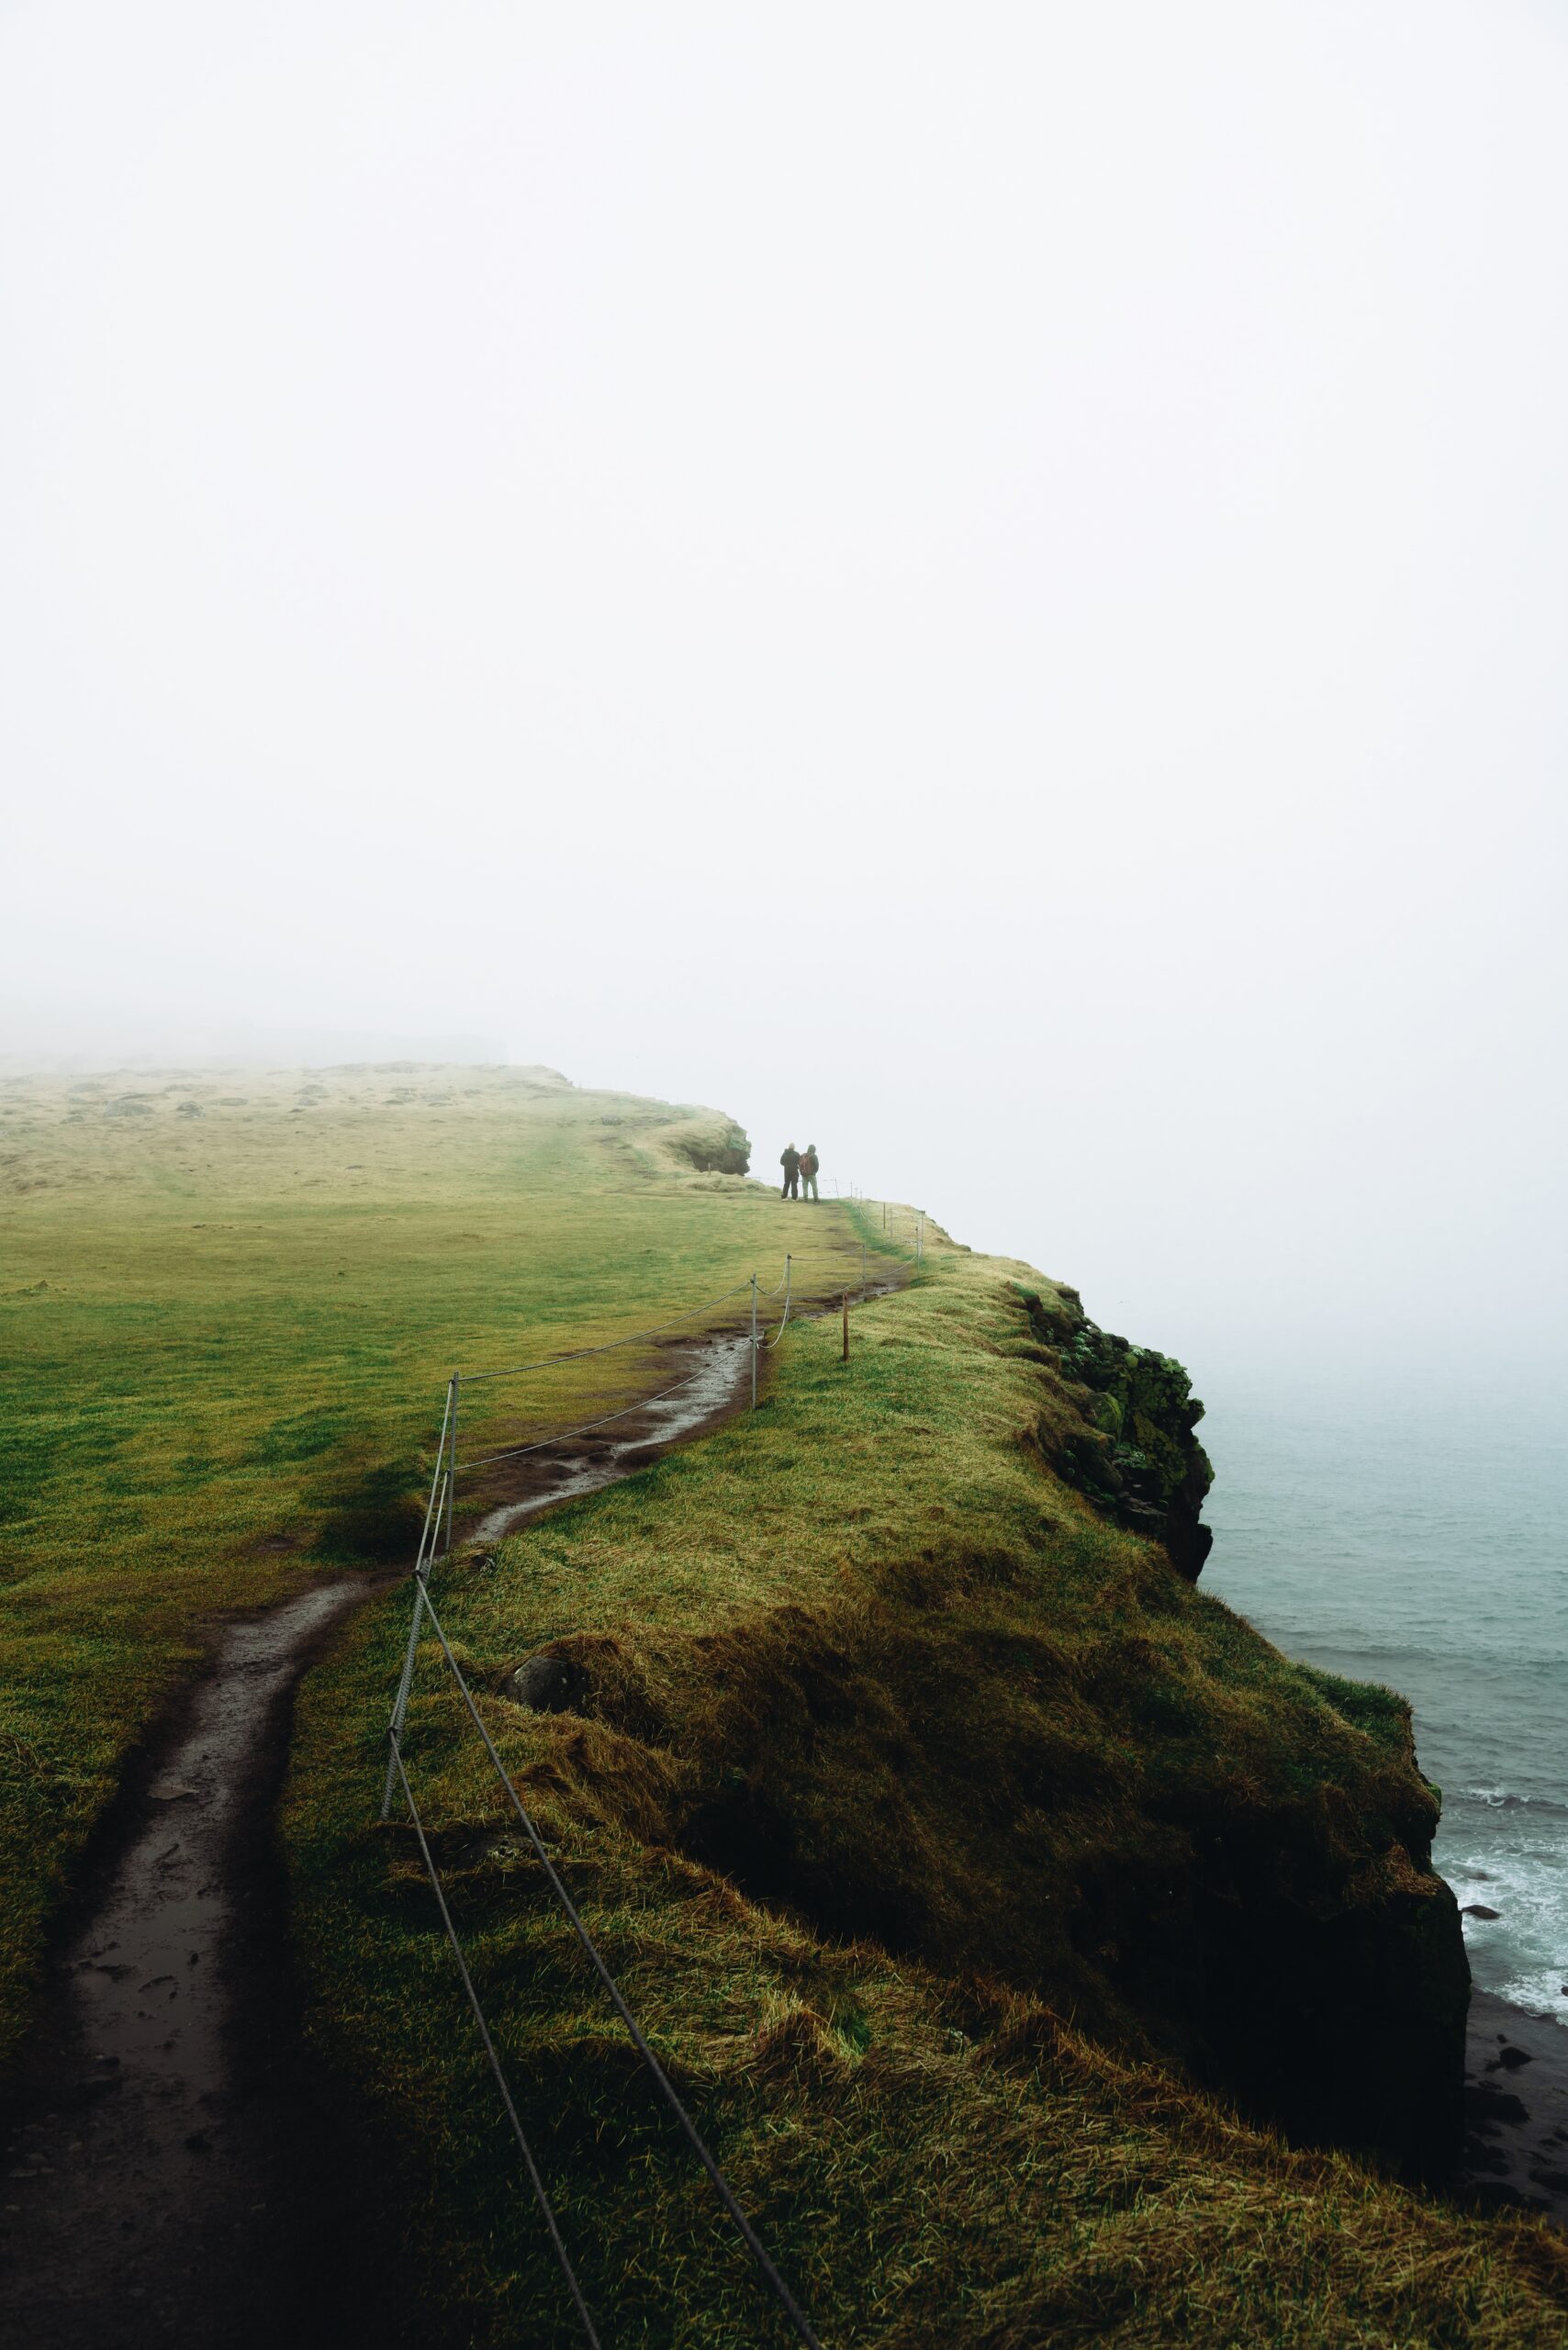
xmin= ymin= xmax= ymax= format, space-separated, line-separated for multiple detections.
xmin=465 ymin=1283 xmax=901 ymax=1549
xmin=470 ymin=1331 xmax=755 ymax=1545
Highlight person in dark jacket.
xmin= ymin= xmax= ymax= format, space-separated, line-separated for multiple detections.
xmin=779 ymin=1143 xmax=801 ymax=1199
xmin=800 ymin=1144 xmax=820 ymax=1201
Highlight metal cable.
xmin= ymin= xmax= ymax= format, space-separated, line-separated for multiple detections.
xmin=783 ymin=1249 xmax=908 ymax=1263
xmin=410 ymin=1580 xmax=825 ymax=2350
xmin=387 ymin=1740 xmax=604 ymax=2350
xmin=459 ymin=1361 xmax=719 ymax=1472
xmin=418 ymin=1389 xmax=455 ymax=1567
xmin=460 ymin=1283 xmax=757 ymax=1384
xmin=768 ymin=1252 xmax=847 ymax=1273
xmin=380 ymin=1434 xmax=453 ymax=1820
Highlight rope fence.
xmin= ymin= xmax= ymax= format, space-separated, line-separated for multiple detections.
xmin=460 ymin=1362 xmax=721 ymax=1472
xmin=378 ymin=1195 xmax=929 ymax=2342
xmin=389 ymin=1573 xmax=824 ymax=2348
xmin=460 ymin=1280 xmax=760 ymax=1386
xmin=386 ymin=1738 xmax=605 ymax=2348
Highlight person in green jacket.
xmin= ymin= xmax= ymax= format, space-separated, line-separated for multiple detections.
xmin=800 ymin=1144 xmax=820 ymax=1201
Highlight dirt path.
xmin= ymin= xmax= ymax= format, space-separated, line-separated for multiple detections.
xmin=465 ymin=1329 xmax=757 ymax=1545
xmin=0 ymin=1314 xmax=786 ymax=2347
xmin=0 ymin=1583 xmax=387 ymax=2349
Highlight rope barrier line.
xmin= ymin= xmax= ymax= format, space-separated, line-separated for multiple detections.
xmin=458 ymin=1360 xmax=720 ymax=1472
xmin=403 ymin=1579 xmax=826 ymax=2350
xmin=790 ymin=1240 xmax=912 ymax=1259
xmin=386 ymin=1739 xmax=605 ymax=2350
xmin=762 ymin=1256 xmax=792 ymax=1351
xmin=381 ymin=1436 xmax=450 ymax=1818
xmin=453 ymin=1249 xmax=917 ymax=1492
xmin=459 ymin=1283 xmax=758 ymax=1385
xmin=790 ymin=1233 xmax=922 ymax=1259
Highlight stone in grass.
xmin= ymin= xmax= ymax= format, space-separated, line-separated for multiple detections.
xmin=498 ymin=1654 xmax=581 ymax=1714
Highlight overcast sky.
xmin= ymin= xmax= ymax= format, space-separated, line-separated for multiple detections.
xmin=4 ymin=0 xmax=1565 ymax=1386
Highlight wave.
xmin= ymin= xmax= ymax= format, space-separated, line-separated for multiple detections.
xmin=1456 ymin=1785 xmax=1568 ymax=1817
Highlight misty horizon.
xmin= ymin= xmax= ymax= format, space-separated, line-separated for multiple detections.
xmin=4 ymin=0 xmax=1565 ymax=1387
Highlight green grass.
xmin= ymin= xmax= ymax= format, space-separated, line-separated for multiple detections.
xmin=7 ymin=1064 xmax=1567 ymax=2347
xmin=284 ymin=1206 xmax=1568 ymax=2344
xmin=0 ymin=1062 xmax=856 ymax=2064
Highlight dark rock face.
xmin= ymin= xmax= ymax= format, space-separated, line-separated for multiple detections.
xmin=1176 ymin=1827 xmax=1471 ymax=2184
xmin=1462 ymin=1991 xmax=1568 ymax=2226
xmin=1014 ymin=1284 xmax=1215 ymax=1580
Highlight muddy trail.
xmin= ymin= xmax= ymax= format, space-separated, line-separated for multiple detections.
xmin=465 ymin=1327 xmax=757 ymax=1547
xmin=456 ymin=1270 xmax=902 ymax=1546
xmin=0 ymin=1583 xmax=386 ymax=2349
xmin=0 ymin=1284 xmax=862 ymax=2349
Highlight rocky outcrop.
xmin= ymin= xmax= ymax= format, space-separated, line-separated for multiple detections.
xmin=496 ymin=1653 xmax=583 ymax=1713
xmin=1014 ymin=1283 xmax=1215 ymax=1579
xmin=666 ymin=1116 xmax=751 ymax=1175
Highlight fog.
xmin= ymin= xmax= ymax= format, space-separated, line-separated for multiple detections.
xmin=4 ymin=0 xmax=1565 ymax=1388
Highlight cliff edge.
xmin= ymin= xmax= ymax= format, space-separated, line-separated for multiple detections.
xmin=459 ymin=1242 xmax=1467 ymax=2182
xmin=285 ymin=1203 xmax=1506 ymax=2350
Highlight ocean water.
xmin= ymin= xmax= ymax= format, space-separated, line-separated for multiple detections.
xmin=1200 ymin=1378 xmax=1568 ymax=2025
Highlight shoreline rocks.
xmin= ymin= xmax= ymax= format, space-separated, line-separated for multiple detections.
xmin=1462 ymin=1990 xmax=1568 ymax=2229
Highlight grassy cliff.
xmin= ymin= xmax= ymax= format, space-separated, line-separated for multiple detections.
xmin=281 ymin=1167 xmax=1564 ymax=2343
xmin=6 ymin=1067 xmax=1566 ymax=2345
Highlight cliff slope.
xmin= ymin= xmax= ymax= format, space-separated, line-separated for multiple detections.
xmin=285 ymin=1209 xmax=1561 ymax=2347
